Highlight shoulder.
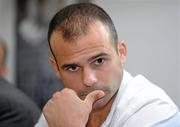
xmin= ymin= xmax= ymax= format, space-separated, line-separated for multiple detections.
xmin=0 ymin=78 xmax=40 ymax=127
xmin=119 ymin=73 xmax=176 ymax=106
xmin=114 ymin=73 xmax=180 ymax=126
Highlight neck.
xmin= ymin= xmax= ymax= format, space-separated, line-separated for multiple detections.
xmin=86 ymin=94 xmax=116 ymax=127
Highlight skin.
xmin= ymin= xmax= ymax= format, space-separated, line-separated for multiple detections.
xmin=0 ymin=42 xmax=6 ymax=76
xmin=43 ymin=20 xmax=127 ymax=127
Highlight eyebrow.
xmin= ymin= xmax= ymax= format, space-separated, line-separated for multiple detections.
xmin=61 ymin=53 xmax=109 ymax=69
xmin=61 ymin=63 xmax=79 ymax=70
xmin=88 ymin=53 xmax=109 ymax=62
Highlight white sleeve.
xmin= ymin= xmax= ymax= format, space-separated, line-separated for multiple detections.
xmin=34 ymin=113 xmax=49 ymax=127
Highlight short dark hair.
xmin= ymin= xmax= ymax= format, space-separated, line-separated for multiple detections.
xmin=48 ymin=3 xmax=118 ymax=57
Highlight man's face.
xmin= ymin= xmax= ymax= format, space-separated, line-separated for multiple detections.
xmin=50 ymin=21 xmax=126 ymax=108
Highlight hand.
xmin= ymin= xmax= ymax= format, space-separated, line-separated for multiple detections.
xmin=43 ymin=88 xmax=105 ymax=127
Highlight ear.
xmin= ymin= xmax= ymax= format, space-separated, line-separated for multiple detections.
xmin=49 ymin=57 xmax=62 ymax=79
xmin=118 ymin=40 xmax=127 ymax=63
xmin=0 ymin=65 xmax=7 ymax=76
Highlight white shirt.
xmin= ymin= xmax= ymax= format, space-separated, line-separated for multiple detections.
xmin=35 ymin=70 xmax=180 ymax=127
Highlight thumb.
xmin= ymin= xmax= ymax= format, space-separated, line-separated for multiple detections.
xmin=84 ymin=90 xmax=105 ymax=108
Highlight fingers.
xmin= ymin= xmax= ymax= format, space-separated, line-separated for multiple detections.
xmin=52 ymin=88 xmax=76 ymax=98
xmin=84 ymin=90 xmax=105 ymax=107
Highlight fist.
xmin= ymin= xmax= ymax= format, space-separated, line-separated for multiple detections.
xmin=43 ymin=88 xmax=104 ymax=127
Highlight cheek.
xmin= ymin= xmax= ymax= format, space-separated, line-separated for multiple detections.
xmin=61 ymin=75 xmax=82 ymax=92
xmin=98 ymin=62 xmax=122 ymax=90
xmin=99 ymin=63 xmax=121 ymax=82
xmin=111 ymin=63 xmax=123 ymax=86
xmin=96 ymin=70 xmax=114 ymax=90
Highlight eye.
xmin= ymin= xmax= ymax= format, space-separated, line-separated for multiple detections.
xmin=94 ymin=58 xmax=105 ymax=66
xmin=66 ymin=65 xmax=80 ymax=72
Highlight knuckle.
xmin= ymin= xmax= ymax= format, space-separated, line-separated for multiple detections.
xmin=43 ymin=99 xmax=52 ymax=112
xmin=62 ymin=88 xmax=75 ymax=95
xmin=52 ymin=91 xmax=60 ymax=97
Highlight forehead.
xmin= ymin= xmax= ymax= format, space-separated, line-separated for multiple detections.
xmin=50 ymin=21 xmax=115 ymax=62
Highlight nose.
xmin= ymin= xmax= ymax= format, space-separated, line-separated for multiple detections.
xmin=82 ymin=68 xmax=97 ymax=87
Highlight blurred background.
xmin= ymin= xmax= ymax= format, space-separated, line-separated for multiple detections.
xmin=0 ymin=0 xmax=179 ymax=109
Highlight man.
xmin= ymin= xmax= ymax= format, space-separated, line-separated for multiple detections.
xmin=36 ymin=3 xmax=180 ymax=127
xmin=0 ymin=39 xmax=41 ymax=127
